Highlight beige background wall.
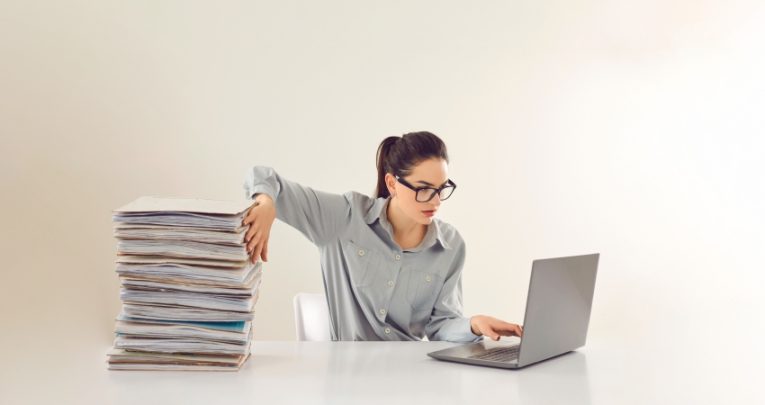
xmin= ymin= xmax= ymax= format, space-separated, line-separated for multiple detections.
xmin=1 ymin=0 xmax=763 ymax=368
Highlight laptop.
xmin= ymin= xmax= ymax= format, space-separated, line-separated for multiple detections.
xmin=427 ymin=253 xmax=599 ymax=369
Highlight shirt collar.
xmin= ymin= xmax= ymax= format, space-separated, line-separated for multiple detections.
xmin=365 ymin=197 xmax=451 ymax=250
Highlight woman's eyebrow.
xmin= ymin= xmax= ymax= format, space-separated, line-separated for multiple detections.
xmin=416 ymin=179 xmax=449 ymax=187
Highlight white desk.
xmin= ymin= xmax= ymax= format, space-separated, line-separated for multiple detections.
xmin=1 ymin=338 xmax=760 ymax=404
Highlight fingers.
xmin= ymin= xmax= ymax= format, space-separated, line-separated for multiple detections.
xmin=242 ymin=200 xmax=261 ymax=226
xmin=243 ymin=208 xmax=256 ymax=226
xmin=247 ymin=230 xmax=261 ymax=253
xmin=494 ymin=322 xmax=522 ymax=337
xmin=513 ymin=324 xmax=522 ymax=337
xmin=485 ymin=320 xmax=523 ymax=340
xmin=243 ymin=203 xmax=260 ymax=235
xmin=242 ymin=200 xmax=271 ymax=265
xmin=253 ymin=242 xmax=263 ymax=266
xmin=248 ymin=241 xmax=261 ymax=264
xmin=479 ymin=323 xmax=501 ymax=341
xmin=487 ymin=327 xmax=501 ymax=341
xmin=495 ymin=322 xmax=523 ymax=337
xmin=245 ymin=229 xmax=272 ymax=264
xmin=262 ymin=237 xmax=269 ymax=262
xmin=246 ymin=229 xmax=260 ymax=264
xmin=245 ymin=221 xmax=257 ymax=243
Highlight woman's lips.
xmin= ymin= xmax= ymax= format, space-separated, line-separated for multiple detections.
xmin=422 ymin=210 xmax=435 ymax=217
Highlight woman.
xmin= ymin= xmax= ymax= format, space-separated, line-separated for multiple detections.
xmin=242 ymin=131 xmax=523 ymax=342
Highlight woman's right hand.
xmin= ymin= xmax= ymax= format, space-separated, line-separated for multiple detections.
xmin=470 ymin=315 xmax=523 ymax=341
xmin=243 ymin=194 xmax=276 ymax=264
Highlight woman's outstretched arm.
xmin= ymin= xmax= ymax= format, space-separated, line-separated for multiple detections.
xmin=242 ymin=166 xmax=352 ymax=263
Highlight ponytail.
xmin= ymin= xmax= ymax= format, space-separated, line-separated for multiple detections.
xmin=375 ymin=136 xmax=400 ymax=198
xmin=373 ymin=131 xmax=449 ymax=199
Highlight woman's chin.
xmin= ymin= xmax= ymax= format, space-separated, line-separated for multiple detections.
xmin=418 ymin=216 xmax=434 ymax=225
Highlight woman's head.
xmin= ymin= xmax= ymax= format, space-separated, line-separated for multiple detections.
xmin=375 ymin=131 xmax=456 ymax=224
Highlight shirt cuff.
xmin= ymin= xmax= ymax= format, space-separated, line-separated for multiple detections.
xmin=464 ymin=317 xmax=483 ymax=342
xmin=246 ymin=185 xmax=277 ymax=202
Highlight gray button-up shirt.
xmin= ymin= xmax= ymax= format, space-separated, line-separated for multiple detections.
xmin=244 ymin=166 xmax=482 ymax=343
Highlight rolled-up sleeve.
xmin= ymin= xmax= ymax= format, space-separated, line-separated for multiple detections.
xmin=243 ymin=166 xmax=352 ymax=247
xmin=425 ymin=238 xmax=483 ymax=343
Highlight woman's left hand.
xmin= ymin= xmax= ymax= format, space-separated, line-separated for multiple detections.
xmin=470 ymin=315 xmax=523 ymax=341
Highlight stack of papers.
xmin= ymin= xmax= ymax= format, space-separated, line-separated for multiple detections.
xmin=107 ymin=196 xmax=261 ymax=371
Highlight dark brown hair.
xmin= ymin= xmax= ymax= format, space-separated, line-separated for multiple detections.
xmin=374 ymin=131 xmax=449 ymax=198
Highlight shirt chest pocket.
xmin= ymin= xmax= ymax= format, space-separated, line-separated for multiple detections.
xmin=405 ymin=270 xmax=443 ymax=311
xmin=343 ymin=240 xmax=381 ymax=288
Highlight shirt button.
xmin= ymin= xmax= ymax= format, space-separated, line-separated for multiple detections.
xmin=379 ymin=308 xmax=387 ymax=316
xmin=425 ymin=275 xmax=432 ymax=282
xmin=358 ymin=249 xmax=365 ymax=256
xmin=384 ymin=327 xmax=391 ymax=334
xmin=394 ymin=254 xmax=401 ymax=261
xmin=387 ymin=280 xmax=394 ymax=287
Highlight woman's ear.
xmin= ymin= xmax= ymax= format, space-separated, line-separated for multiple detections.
xmin=384 ymin=173 xmax=397 ymax=197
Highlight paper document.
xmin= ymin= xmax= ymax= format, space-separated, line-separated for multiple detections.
xmin=107 ymin=196 xmax=263 ymax=371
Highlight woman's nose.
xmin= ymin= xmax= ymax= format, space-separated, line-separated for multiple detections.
xmin=430 ymin=194 xmax=442 ymax=207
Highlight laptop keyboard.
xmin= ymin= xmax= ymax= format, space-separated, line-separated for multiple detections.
xmin=468 ymin=345 xmax=520 ymax=362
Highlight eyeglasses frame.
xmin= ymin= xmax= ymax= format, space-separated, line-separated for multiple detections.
xmin=394 ymin=175 xmax=457 ymax=202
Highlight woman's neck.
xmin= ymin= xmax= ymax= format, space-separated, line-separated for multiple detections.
xmin=386 ymin=197 xmax=427 ymax=249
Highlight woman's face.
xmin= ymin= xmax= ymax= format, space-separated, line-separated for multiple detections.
xmin=386 ymin=158 xmax=449 ymax=225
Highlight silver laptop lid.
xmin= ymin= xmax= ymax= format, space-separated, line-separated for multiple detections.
xmin=517 ymin=253 xmax=599 ymax=366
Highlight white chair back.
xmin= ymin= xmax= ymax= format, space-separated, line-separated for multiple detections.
xmin=293 ymin=292 xmax=331 ymax=341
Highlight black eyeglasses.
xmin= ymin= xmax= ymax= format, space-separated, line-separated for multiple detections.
xmin=395 ymin=175 xmax=457 ymax=203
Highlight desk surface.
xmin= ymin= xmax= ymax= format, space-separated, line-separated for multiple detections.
xmin=1 ymin=338 xmax=760 ymax=405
